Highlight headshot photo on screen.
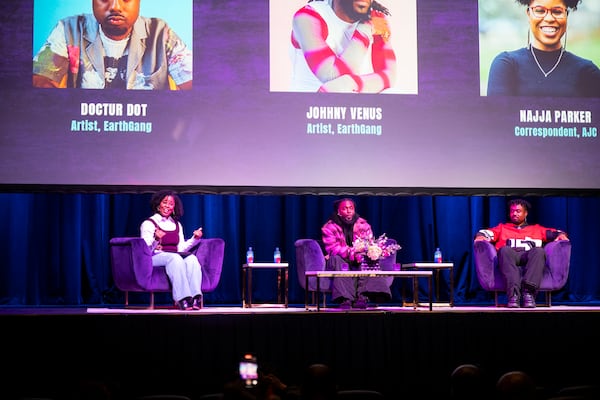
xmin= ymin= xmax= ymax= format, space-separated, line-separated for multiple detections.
xmin=32 ymin=0 xmax=193 ymax=90
xmin=269 ymin=0 xmax=418 ymax=94
xmin=479 ymin=0 xmax=600 ymax=97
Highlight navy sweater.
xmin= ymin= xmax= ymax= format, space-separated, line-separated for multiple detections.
xmin=487 ymin=47 xmax=600 ymax=97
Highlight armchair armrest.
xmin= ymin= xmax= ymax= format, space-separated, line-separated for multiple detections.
xmin=190 ymin=238 xmax=225 ymax=292
xmin=473 ymin=240 xmax=498 ymax=290
xmin=379 ymin=238 xmax=398 ymax=271
xmin=109 ymin=237 xmax=153 ymax=290
xmin=294 ymin=239 xmax=327 ymax=291
xmin=544 ymin=240 xmax=571 ymax=288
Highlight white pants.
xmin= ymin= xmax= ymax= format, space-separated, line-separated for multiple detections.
xmin=152 ymin=252 xmax=203 ymax=302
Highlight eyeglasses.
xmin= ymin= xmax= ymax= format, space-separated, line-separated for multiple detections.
xmin=528 ymin=6 xmax=568 ymax=19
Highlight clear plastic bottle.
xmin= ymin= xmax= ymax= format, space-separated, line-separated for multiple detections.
xmin=274 ymin=247 xmax=281 ymax=263
xmin=434 ymin=247 xmax=442 ymax=263
xmin=246 ymin=247 xmax=254 ymax=264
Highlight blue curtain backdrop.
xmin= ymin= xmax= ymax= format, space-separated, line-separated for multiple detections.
xmin=2 ymin=193 xmax=599 ymax=306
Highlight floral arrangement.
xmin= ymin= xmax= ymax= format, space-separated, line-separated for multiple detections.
xmin=352 ymin=233 xmax=401 ymax=262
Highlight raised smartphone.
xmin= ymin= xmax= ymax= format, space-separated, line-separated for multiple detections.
xmin=239 ymin=353 xmax=258 ymax=388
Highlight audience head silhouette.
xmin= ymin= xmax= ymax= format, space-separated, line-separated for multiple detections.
xmin=301 ymin=363 xmax=337 ymax=400
xmin=496 ymin=370 xmax=535 ymax=400
xmin=450 ymin=363 xmax=486 ymax=400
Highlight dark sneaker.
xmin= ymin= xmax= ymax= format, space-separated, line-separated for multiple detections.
xmin=522 ymin=292 xmax=536 ymax=308
xmin=192 ymin=295 xmax=203 ymax=310
xmin=507 ymin=295 xmax=520 ymax=308
xmin=178 ymin=296 xmax=193 ymax=310
xmin=339 ymin=299 xmax=352 ymax=310
xmin=353 ymin=296 xmax=368 ymax=309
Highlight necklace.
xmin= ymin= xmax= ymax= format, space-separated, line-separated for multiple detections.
xmin=530 ymin=46 xmax=564 ymax=78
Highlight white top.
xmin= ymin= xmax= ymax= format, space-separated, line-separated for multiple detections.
xmin=140 ymin=213 xmax=200 ymax=253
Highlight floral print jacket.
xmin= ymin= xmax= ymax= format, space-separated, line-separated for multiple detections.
xmin=321 ymin=217 xmax=372 ymax=262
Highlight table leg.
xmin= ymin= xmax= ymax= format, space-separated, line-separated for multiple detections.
xmin=435 ymin=270 xmax=440 ymax=302
xmin=428 ymin=275 xmax=432 ymax=311
xmin=450 ymin=267 xmax=454 ymax=307
xmin=247 ymin=268 xmax=253 ymax=308
xmin=412 ymin=276 xmax=418 ymax=310
xmin=276 ymin=269 xmax=282 ymax=304
xmin=242 ymin=267 xmax=247 ymax=308
xmin=316 ymin=275 xmax=321 ymax=312
xmin=305 ymin=274 xmax=309 ymax=310
xmin=284 ymin=269 xmax=288 ymax=308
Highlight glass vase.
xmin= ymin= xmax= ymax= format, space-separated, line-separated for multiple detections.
xmin=360 ymin=259 xmax=380 ymax=271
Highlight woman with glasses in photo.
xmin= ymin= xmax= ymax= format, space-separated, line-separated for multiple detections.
xmin=487 ymin=0 xmax=600 ymax=97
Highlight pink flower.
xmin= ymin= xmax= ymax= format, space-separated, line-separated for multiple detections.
xmin=67 ymin=45 xmax=80 ymax=75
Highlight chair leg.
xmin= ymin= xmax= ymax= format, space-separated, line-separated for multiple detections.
xmin=125 ymin=291 xmax=129 ymax=306
xmin=545 ymin=291 xmax=552 ymax=307
xmin=494 ymin=291 xmax=499 ymax=307
xmin=150 ymin=292 xmax=155 ymax=309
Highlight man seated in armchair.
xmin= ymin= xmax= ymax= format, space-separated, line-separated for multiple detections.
xmin=321 ymin=198 xmax=399 ymax=309
xmin=474 ymin=198 xmax=569 ymax=308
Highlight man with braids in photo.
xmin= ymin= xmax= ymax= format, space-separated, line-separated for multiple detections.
xmin=289 ymin=0 xmax=397 ymax=93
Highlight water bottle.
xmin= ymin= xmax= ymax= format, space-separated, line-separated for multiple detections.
xmin=434 ymin=247 xmax=442 ymax=263
xmin=274 ymin=247 xmax=281 ymax=263
xmin=246 ymin=247 xmax=254 ymax=264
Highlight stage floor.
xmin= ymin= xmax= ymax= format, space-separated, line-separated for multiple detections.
xmin=2 ymin=303 xmax=600 ymax=315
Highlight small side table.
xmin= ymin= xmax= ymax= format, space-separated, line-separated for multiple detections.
xmin=401 ymin=262 xmax=454 ymax=306
xmin=242 ymin=262 xmax=289 ymax=308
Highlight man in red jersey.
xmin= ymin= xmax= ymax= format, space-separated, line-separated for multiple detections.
xmin=475 ymin=198 xmax=568 ymax=308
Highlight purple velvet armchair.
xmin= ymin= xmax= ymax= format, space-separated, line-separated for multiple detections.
xmin=109 ymin=237 xmax=225 ymax=308
xmin=473 ymin=239 xmax=571 ymax=306
xmin=295 ymin=239 xmax=331 ymax=307
xmin=294 ymin=238 xmax=398 ymax=306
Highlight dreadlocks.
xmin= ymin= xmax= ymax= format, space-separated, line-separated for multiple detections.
xmin=308 ymin=0 xmax=391 ymax=16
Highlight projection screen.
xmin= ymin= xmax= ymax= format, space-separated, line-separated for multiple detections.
xmin=1 ymin=0 xmax=599 ymax=195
